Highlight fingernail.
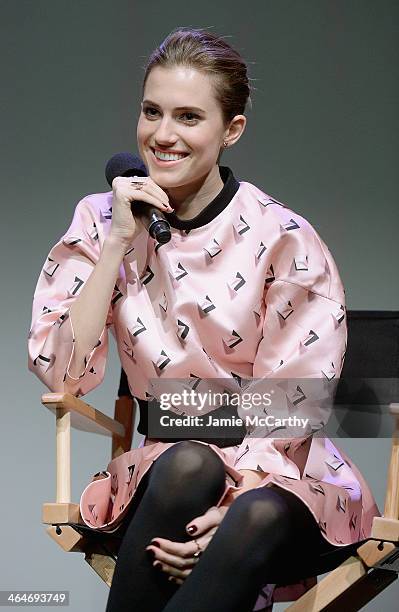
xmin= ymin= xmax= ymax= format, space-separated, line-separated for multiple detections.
xmin=187 ymin=525 xmax=197 ymax=534
xmin=146 ymin=548 xmax=155 ymax=559
xmin=151 ymin=540 xmax=161 ymax=547
xmin=153 ymin=562 xmax=162 ymax=571
xmin=168 ymin=576 xmax=176 ymax=583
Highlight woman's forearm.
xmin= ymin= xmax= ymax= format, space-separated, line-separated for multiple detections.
xmin=68 ymin=235 xmax=128 ymax=378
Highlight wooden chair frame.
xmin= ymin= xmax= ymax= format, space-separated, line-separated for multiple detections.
xmin=41 ymin=392 xmax=399 ymax=610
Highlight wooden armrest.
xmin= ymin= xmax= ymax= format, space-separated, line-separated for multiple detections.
xmin=41 ymin=392 xmax=125 ymax=438
xmin=389 ymin=403 xmax=399 ymax=416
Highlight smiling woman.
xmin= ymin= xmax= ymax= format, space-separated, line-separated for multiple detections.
xmin=136 ymin=63 xmax=247 ymax=215
xmin=28 ymin=26 xmax=379 ymax=612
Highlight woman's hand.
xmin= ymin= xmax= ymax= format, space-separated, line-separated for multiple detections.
xmin=144 ymin=471 xmax=267 ymax=583
xmin=109 ymin=175 xmax=174 ymax=246
xmin=145 ymin=505 xmax=231 ymax=584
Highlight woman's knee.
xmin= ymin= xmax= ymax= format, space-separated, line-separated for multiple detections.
xmin=226 ymin=487 xmax=294 ymax=542
xmin=147 ymin=441 xmax=226 ymax=499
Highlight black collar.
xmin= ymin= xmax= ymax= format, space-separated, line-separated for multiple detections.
xmin=166 ymin=166 xmax=240 ymax=230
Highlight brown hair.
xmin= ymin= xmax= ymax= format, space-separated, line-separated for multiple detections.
xmin=142 ymin=27 xmax=254 ymax=127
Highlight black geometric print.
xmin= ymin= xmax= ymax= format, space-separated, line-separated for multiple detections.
xmin=333 ymin=304 xmax=346 ymax=325
xmin=54 ymin=312 xmax=69 ymax=328
xmin=336 ymin=495 xmax=347 ymax=513
xmin=89 ymin=222 xmax=98 ymax=241
xmin=318 ymin=520 xmax=327 ymax=535
xmin=286 ymin=385 xmax=307 ymax=406
xmin=140 ymin=266 xmax=154 ymax=285
xmin=88 ymin=504 xmax=98 ymax=521
xmin=302 ymin=330 xmax=319 ymax=346
xmin=122 ymin=339 xmax=135 ymax=360
xmin=308 ymin=482 xmax=326 ymax=495
xmin=100 ymin=207 xmax=113 ymax=221
xmin=230 ymin=371 xmax=247 ymax=389
xmin=294 ymin=255 xmax=308 ymax=271
xmin=322 ymin=362 xmax=336 ymax=380
xmin=43 ymin=257 xmax=59 ymax=277
xmin=234 ymin=215 xmax=250 ymax=235
xmin=265 ymin=264 xmax=275 ymax=285
xmin=187 ymin=374 xmax=201 ymax=391
xmin=173 ymin=262 xmax=188 ymax=281
xmin=230 ymin=272 xmax=246 ymax=291
xmin=199 ymin=295 xmax=216 ymax=314
xmin=234 ymin=443 xmax=250 ymax=463
xmin=62 ymin=236 xmax=82 ymax=246
xmin=204 ymin=238 xmax=222 ymax=258
xmin=127 ymin=464 xmax=135 ymax=485
xmin=176 ymin=319 xmax=189 ymax=340
xmin=276 ymin=300 xmax=294 ymax=320
xmin=68 ymin=276 xmax=84 ymax=296
xmin=223 ymin=330 xmax=243 ymax=349
xmin=281 ymin=218 xmax=300 ymax=231
xmin=257 ymin=195 xmax=285 ymax=208
xmin=256 ymin=242 xmax=267 ymax=260
xmin=153 ymin=349 xmax=171 ymax=372
xmin=33 ymin=353 xmax=54 ymax=371
xmin=111 ymin=284 xmax=123 ymax=305
xmin=159 ymin=292 xmax=168 ymax=312
xmin=130 ymin=317 xmax=146 ymax=337
xmin=325 ymin=455 xmax=345 ymax=471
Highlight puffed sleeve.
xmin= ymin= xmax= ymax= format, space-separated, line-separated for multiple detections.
xmin=233 ymin=209 xmax=347 ymax=477
xmin=28 ymin=196 xmax=113 ymax=397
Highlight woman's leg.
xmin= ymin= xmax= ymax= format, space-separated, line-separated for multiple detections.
xmin=105 ymin=441 xmax=227 ymax=612
xmin=162 ymin=484 xmax=342 ymax=612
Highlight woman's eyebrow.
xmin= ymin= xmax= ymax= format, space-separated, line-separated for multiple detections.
xmin=142 ymin=99 xmax=206 ymax=113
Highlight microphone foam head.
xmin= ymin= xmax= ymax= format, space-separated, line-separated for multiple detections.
xmin=105 ymin=152 xmax=147 ymax=187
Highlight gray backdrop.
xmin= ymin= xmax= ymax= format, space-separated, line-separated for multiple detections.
xmin=1 ymin=0 xmax=398 ymax=610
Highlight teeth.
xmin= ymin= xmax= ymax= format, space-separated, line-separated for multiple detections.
xmin=154 ymin=150 xmax=187 ymax=161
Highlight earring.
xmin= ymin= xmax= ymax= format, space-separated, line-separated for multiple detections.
xmin=223 ymin=140 xmax=228 ymax=148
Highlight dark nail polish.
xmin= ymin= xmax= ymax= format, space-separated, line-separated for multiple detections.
xmin=153 ymin=562 xmax=162 ymax=571
xmin=146 ymin=549 xmax=155 ymax=559
xmin=187 ymin=525 xmax=197 ymax=534
xmin=151 ymin=540 xmax=161 ymax=547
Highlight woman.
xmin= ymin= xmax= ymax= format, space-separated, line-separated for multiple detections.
xmin=28 ymin=28 xmax=380 ymax=611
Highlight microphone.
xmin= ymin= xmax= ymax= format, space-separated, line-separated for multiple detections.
xmin=105 ymin=152 xmax=172 ymax=244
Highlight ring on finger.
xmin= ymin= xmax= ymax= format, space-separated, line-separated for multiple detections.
xmin=130 ymin=176 xmax=147 ymax=189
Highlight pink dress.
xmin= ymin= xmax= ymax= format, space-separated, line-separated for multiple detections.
xmin=28 ymin=166 xmax=380 ymax=609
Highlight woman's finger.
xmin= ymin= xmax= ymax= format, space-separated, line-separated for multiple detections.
xmin=186 ymin=505 xmax=227 ymax=537
xmin=147 ymin=537 xmax=197 ymax=558
xmin=153 ymin=559 xmax=196 ymax=580
xmin=146 ymin=543 xmax=197 ymax=570
xmin=129 ymin=176 xmax=172 ymax=210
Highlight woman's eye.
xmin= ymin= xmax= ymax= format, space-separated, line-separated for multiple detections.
xmin=181 ymin=112 xmax=198 ymax=122
xmin=143 ymin=107 xmax=158 ymax=117
xmin=143 ymin=107 xmax=198 ymax=123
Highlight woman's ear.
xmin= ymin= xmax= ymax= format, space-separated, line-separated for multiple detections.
xmin=224 ymin=115 xmax=247 ymax=148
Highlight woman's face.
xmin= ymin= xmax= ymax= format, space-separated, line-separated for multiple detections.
xmin=137 ymin=65 xmax=230 ymax=193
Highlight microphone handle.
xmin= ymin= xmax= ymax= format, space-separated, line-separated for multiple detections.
xmin=132 ymin=201 xmax=172 ymax=245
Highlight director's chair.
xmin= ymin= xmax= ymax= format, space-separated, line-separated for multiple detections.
xmin=40 ymin=311 xmax=399 ymax=610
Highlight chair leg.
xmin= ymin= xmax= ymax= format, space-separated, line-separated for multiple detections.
xmin=286 ymin=554 xmax=397 ymax=612
xmin=320 ymin=568 xmax=397 ymax=612
xmin=84 ymin=552 xmax=115 ymax=587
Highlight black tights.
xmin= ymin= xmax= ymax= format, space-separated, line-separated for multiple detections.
xmin=105 ymin=441 xmax=348 ymax=612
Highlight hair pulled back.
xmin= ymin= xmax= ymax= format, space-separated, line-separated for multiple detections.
xmin=142 ymin=27 xmax=253 ymax=126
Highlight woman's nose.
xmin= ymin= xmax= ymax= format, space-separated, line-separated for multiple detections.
xmin=154 ymin=116 xmax=177 ymax=145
